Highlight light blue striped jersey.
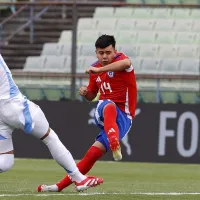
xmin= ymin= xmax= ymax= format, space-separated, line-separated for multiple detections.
xmin=0 ymin=54 xmax=19 ymax=99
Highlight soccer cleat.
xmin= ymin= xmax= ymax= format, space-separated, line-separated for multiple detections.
xmin=37 ymin=184 xmax=59 ymax=192
xmin=74 ymin=176 xmax=103 ymax=192
xmin=109 ymin=135 xmax=122 ymax=161
xmin=112 ymin=145 xmax=122 ymax=161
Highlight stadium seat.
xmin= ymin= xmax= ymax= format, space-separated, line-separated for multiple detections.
xmin=79 ymin=44 xmax=95 ymax=56
xmin=173 ymin=19 xmax=193 ymax=32
xmin=77 ymin=56 xmax=96 ymax=73
xmin=137 ymin=79 xmax=158 ymax=90
xmin=93 ymin=7 xmax=114 ymax=18
xmin=59 ymin=31 xmax=72 ymax=43
xmin=136 ymin=31 xmax=156 ymax=44
xmin=63 ymin=56 xmax=71 ymax=73
xmin=194 ymin=33 xmax=200 ymax=44
xmin=181 ymin=0 xmax=200 ymax=5
xmin=61 ymin=44 xmax=72 ymax=56
xmin=44 ymin=56 xmax=67 ymax=72
xmin=23 ymin=88 xmax=43 ymax=101
xmin=145 ymin=0 xmax=163 ymax=4
xmin=98 ymin=29 xmax=116 ymax=36
xmin=178 ymin=81 xmax=199 ymax=103
xmin=114 ymin=7 xmax=134 ymax=18
xmin=41 ymin=43 xmax=62 ymax=56
xmin=24 ymin=56 xmax=46 ymax=72
xmin=154 ymin=19 xmax=174 ymax=31
xmin=159 ymin=58 xmax=180 ymax=74
xmin=140 ymin=91 xmax=158 ymax=103
xmin=179 ymin=59 xmax=199 ymax=75
xmin=163 ymin=0 xmax=181 ymax=4
xmin=140 ymin=58 xmax=160 ymax=74
xmin=134 ymin=19 xmax=155 ymax=31
xmin=43 ymin=88 xmax=63 ymax=101
xmin=151 ymin=8 xmax=171 ymax=18
xmin=175 ymin=32 xmax=196 ymax=44
xmin=137 ymin=80 xmax=158 ymax=103
xmin=78 ymin=31 xmax=99 ymax=44
xmin=116 ymin=18 xmax=135 ymax=30
xmin=116 ymin=31 xmax=137 ymax=44
xmin=96 ymin=19 xmax=117 ymax=30
xmin=132 ymin=8 xmax=152 ymax=18
xmin=170 ymin=8 xmax=191 ymax=19
xmin=84 ymin=56 xmax=97 ymax=67
xmin=177 ymin=45 xmax=199 ymax=58
xmin=160 ymin=81 xmax=179 ymax=103
xmin=190 ymin=8 xmax=200 ymax=19
xmin=155 ymin=32 xmax=176 ymax=44
xmin=158 ymin=45 xmax=178 ymax=58
xmin=192 ymin=20 xmax=200 ymax=32
xmin=130 ymin=57 xmax=141 ymax=74
xmin=138 ymin=44 xmax=158 ymax=57
xmin=77 ymin=18 xmax=96 ymax=30
xmin=161 ymin=91 xmax=179 ymax=103
xmin=119 ymin=45 xmax=139 ymax=57
xmin=179 ymin=91 xmax=198 ymax=104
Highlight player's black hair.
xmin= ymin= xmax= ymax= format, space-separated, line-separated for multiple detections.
xmin=95 ymin=35 xmax=116 ymax=49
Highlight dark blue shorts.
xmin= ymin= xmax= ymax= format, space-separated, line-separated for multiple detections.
xmin=94 ymin=100 xmax=132 ymax=152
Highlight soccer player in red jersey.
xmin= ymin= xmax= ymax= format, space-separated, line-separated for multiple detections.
xmin=38 ymin=35 xmax=137 ymax=192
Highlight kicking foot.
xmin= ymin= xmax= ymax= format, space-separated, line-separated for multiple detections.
xmin=74 ymin=176 xmax=103 ymax=192
xmin=109 ymin=135 xmax=122 ymax=161
xmin=37 ymin=184 xmax=59 ymax=192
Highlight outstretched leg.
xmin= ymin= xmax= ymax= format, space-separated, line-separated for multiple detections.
xmin=38 ymin=141 xmax=105 ymax=192
xmin=103 ymin=103 xmax=122 ymax=161
xmin=32 ymin=107 xmax=103 ymax=191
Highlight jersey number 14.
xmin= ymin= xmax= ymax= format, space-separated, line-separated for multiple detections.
xmin=100 ymin=82 xmax=112 ymax=94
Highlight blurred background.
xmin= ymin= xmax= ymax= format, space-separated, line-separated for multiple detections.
xmin=0 ymin=0 xmax=199 ymax=104
xmin=0 ymin=0 xmax=200 ymax=162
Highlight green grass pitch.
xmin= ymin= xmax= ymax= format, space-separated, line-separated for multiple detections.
xmin=1 ymin=159 xmax=200 ymax=200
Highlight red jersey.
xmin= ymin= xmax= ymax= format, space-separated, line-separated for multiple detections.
xmin=87 ymin=52 xmax=137 ymax=119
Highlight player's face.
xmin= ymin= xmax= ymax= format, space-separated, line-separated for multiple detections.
xmin=96 ymin=45 xmax=117 ymax=66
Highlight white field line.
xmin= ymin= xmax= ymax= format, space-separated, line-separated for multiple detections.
xmin=1 ymin=192 xmax=200 ymax=197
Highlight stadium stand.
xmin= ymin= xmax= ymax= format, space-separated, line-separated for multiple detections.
xmin=0 ymin=1 xmax=200 ymax=102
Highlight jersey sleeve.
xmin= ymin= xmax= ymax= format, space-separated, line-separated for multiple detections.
xmin=114 ymin=53 xmax=133 ymax=72
xmin=87 ymin=74 xmax=99 ymax=94
xmin=114 ymin=53 xmax=129 ymax=62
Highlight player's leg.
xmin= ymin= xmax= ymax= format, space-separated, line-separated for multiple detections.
xmin=38 ymin=101 xmax=132 ymax=192
xmin=103 ymin=103 xmax=122 ymax=160
xmin=0 ymin=151 xmax=14 ymax=173
xmin=30 ymin=104 xmax=103 ymax=191
xmin=39 ymin=141 xmax=105 ymax=192
xmin=1 ymin=94 xmax=103 ymax=191
xmin=94 ymin=100 xmax=121 ymax=160
xmin=0 ymin=121 xmax=15 ymax=173
xmin=96 ymin=100 xmax=132 ymax=161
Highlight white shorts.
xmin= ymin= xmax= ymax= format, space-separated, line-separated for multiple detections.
xmin=0 ymin=93 xmax=49 ymax=153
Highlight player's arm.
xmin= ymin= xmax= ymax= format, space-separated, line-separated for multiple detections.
xmin=79 ymin=86 xmax=97 ymax=101
xmin=86 ymin=58 xmax=131 ymax=74
xmin=79 ymin=74 xmax=98 ymax=101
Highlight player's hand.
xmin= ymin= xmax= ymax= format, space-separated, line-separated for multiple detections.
xmin=79 ymin=86 xmax=88 ymax=96
xmin=85 ymin=67 xmax=100 ymax=74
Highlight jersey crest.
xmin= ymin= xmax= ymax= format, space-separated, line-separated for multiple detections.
xmin=107 ymin=71 xmax=115 ymax=78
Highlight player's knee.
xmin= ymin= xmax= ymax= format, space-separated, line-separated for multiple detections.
xmin=0 ymin=154 xmax=14 ymax=173
xmin=42 ymin=128 xmax=59 ymax=145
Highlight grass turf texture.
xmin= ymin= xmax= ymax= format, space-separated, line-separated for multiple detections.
xmin=1 ymin=159 xmax=200 ymax=200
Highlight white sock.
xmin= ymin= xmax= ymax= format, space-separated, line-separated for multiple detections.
xmin=47 ymin=184 xmax=59 ymax=192
xmin=42 ymin=129 xmax=86 ymax=182
xmin=0 ymin=154 xmax=14 ymax=173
